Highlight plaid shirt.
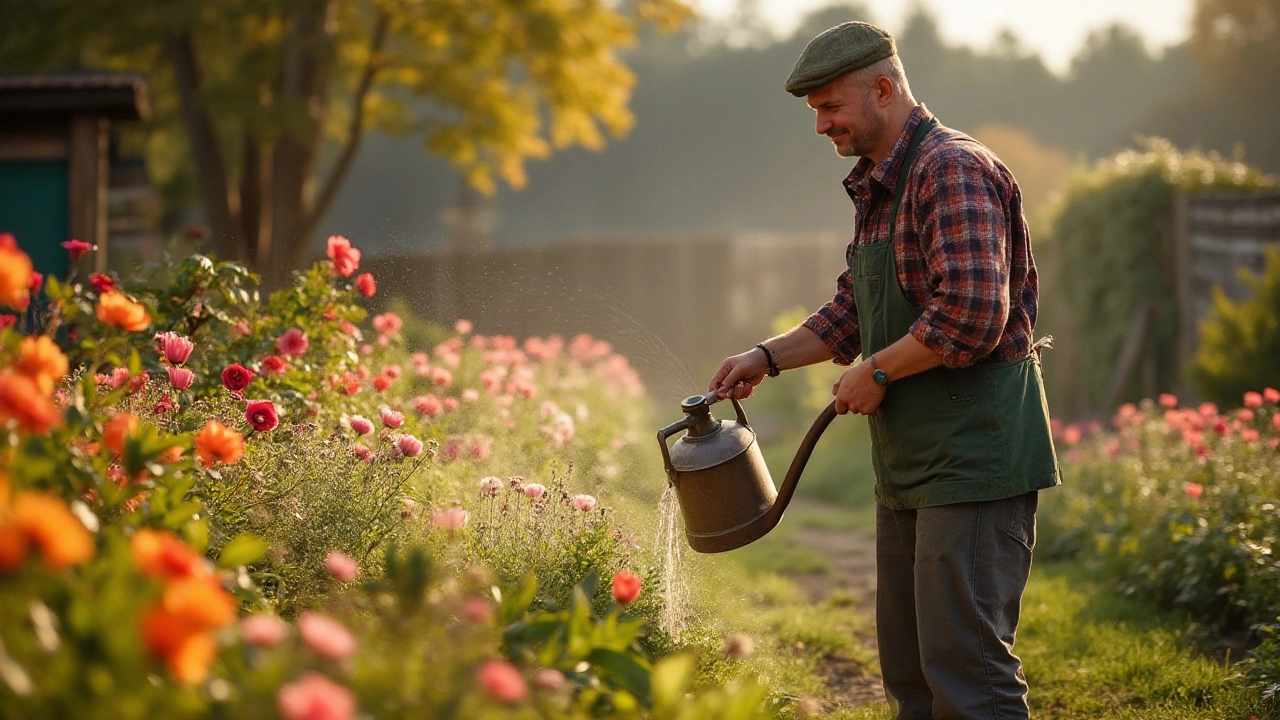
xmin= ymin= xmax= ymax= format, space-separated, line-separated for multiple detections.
xmin=803 ymin=105 xmax=1039 ymax=368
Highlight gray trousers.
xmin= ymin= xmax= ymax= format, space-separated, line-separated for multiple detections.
xmin=875 ymin=492 xmax=1037 ymax=720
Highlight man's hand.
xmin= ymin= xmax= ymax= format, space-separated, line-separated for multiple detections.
xmin=709 ymin=348 xmax=769 ymax=400
xmin=832 ymin=360 xmax=886 ymax=415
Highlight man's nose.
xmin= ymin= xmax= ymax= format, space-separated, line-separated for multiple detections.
xmin=815 ymin=113 xmax=832 ymax=136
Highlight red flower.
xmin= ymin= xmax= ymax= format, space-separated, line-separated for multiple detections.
xmin=245 ymin=400 xmax=279 ymax=432
xmin=260 ymin=355 xmax=287 ymax=376
xmin=277 ymin=328 xmax=309 ymax=357
xmin=372 ymin=376 xmax=391 ymax=392
xmin=476 ymin=660 xmax=527 ymax=703
xmin=611 ymin=570 xmax=642 ymax=604
xmin=326 ymin=235 xmax=361 ymax=277
xmin=29 ymin=271 xmax=42 ymax=295
xmin=61 ymin=239 xmax=93 ymax=261
xmin=89 ymin=273 xmax=117 ymax=293
xmin=356 ymin=272 xmax=376 ymax=298
xmin=221 ymin=364 xmax=254 ymax=392
xmin=0 ymin=315 xmax=13 ymax=330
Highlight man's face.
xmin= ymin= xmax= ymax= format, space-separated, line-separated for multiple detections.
xmin=807 ymin=78 xmax=885 ymax=159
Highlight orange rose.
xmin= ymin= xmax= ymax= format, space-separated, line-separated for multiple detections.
xmin=103 ymin=413 xmax=141 ymax=455
xmin=194 ymin=420 xmax=244 ymax=468
xmin=0 ymin=236 xmax=34 ymax=310
xmin=96 ymin=291 xmax=152 ymax=332
xmin=16 ymin=336 xmax=68 ymax=394
xmin=162 ymin=576 xmax=236 ymax=628
xmin=158 ymin=446 xmax=185 ymax=464
xmin=0 ymin=523 xmax=27 ymax=571
xmin=131 ymin=528 xmax=206 ymax=580
xmin=0 ymin=372 xmax=59 ymax=434
xmin=5 ymin=492 xmax=94 ymax=571
xmin=141 ymin=606 xmax=218 ymax=684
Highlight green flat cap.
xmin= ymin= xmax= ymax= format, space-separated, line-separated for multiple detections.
xmin=784 ymin=21 xmax=896 ymax=97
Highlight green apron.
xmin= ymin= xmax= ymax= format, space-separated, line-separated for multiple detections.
xmin=853 ymin=116 xmax=1061 ymax=510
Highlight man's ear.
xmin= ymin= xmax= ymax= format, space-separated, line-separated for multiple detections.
xmin=875 ymin=75 xmax=895 ymax=107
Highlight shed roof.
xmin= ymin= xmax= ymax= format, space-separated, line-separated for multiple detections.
xmin=0 ymin=72 xmax=149 ymax=121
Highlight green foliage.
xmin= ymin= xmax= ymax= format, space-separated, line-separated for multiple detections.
xmin=1189 ymin=246 xmax=1280 ymax=407
xmin=1047 ymin=137 xmax=1271 ymax=412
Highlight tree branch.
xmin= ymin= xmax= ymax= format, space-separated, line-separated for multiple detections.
xmin=296 ymin=10 xmax=390 ymax=245
xmin=164 ymin=31 xmax=240 ymax=260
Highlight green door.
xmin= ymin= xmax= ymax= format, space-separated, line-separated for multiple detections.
xmin=0 ymin=160 xmax=70 ymax=281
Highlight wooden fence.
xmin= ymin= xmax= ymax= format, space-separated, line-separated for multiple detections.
xmin=363 ymin=232 xmax=849 ymax=401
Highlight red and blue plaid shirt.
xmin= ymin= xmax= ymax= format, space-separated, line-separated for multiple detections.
xmin=803 ymin=105 xmax=1039 ymax=368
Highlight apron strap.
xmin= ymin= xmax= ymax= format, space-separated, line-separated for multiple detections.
xmin=886 ymin=115 xmax=938 ymax=251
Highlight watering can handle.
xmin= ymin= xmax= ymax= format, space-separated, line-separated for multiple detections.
xmin=700 ymin=390 xmax=751 ymax=428
xmin=656 ymin=415 xmax=692 ymax=486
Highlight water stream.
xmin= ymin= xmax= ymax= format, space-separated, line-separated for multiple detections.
xmin=655 ymin=485 xmax=692 ymax=639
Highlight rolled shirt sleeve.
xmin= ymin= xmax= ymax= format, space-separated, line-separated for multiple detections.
xmin=803 ymin=245 xmax=863 ymax=366
xmin=908 ymin=153 xmax=1012 ymax=368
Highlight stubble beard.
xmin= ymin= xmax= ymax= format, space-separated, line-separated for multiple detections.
xmin=833 ymin=104 xmax=886 ymax=159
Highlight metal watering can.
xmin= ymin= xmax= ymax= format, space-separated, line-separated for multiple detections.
xmin=656 ymin=392 xmax=838 ymax=553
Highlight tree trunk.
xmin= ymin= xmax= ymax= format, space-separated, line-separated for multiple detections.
xmin=164 ymin=32 xmax=241 ymax=262
xmin=240 ymin=125 xmax=266 ymax=266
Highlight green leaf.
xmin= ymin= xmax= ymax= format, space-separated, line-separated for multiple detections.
xmin=499 ymin=572 xmax=538 ymax=624
xmin=650 ymin=653 xmax=695 ymax=709
xmin=218 ymin=534 xmax=267 ymax=568
xmin=587 ymin=648 xmax=652 ymax=708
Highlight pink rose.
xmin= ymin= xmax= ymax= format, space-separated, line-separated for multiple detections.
xmin=355 ymin=272 xmax=376 ymax=298
xmin=167 ymin=366 xmax=194 ymax=390
xmin=476 ymin=660 xmax=527 ymax=704
xmin=326 ymin=235 xmax=361 ymax=277
xmin=240 ymin=614 xmax=289 ymax=648
xmin=277 ymin=672 xmax=356 ymax=720
xmin=325 ymin=551 xmax=359 ymax=582
xmin=298 ymin=612 xmax=356 ymax=660
xmin=277 ymin=328 xmax=310 ymax=357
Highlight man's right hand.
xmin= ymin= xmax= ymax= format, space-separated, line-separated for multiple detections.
xmin=708 ymin=348 xmax=769 ymax=400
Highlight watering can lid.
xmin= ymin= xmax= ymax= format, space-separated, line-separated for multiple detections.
xmin=668 ymin=416 xmax=755 ymax=472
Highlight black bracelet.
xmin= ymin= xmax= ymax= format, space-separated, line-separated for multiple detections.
xmin=756 ymin=343 xmax=780 ymax=377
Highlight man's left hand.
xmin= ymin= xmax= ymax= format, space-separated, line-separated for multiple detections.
xmin=832 ymin=361 xmax=886 ymax=415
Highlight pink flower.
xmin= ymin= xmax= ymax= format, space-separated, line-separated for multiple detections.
xmin=430 ymin=367 xmax=453 ymax=388
xmin=349 ymin=416 xmax=373 ymax=435
xmin=524 ymin=483 xmax=546 ymax=499
xmin=62 ymin=239 xmax=93 ymax=261
xmin=261 ymin=355 xmax=287 ymax=376
xmin=455 ymin=319 xmax=473 ymax=334
xmin=246 ymin=400 xmax=280 ymax=432
xmin=382 ymin=365 xmax=402 ymax=380
xmin=1158 ymin=393 xmax=1178 ymax=408
xmin=154 ymin=331 xmax=194 ymax=366
xmin=479 ymin=477 xmax=503 ymax=495
xmin=533 ymin=668 xmax=566 ymax=692
xmin=1242 ymin=429 xmax=1260 ymax=443
xmin=1184 ymin=482 xmax=1204 ymax=500
xmin=167 ymin=366 xmax=194 ymax=390
xmin=1240 ymin=409 xmax=1256 ymax=423
xmin=351 ymin=444 xmax=373 ymax=462
xmin=443 ymin=397 xmax=459 ymax=411
xmin=325 ymin=551 xmax=359 ymax=582
xmin=461 ymin=597 xmax=492 ymax=624
xmin=240 ymin=614 xmax=289 ymax=648
xmin=380 ymin=407 xmax=404 ymax=428
xmin=110 ymin=367 xmax=130 ymax=389
xmin=277 ymin=328 xmax=310 ymax=357
xmin=462 ymin=388 xmax=480 ymax=403
xmin=89 ymin=273 xmax=116 ymax=293
xmin=572 ymin=494 xmax=596 ymax=512
xmin=355 ymin=272 xmax=376 ymax=298
xmin=414 ymin=395 xmax=443 ymax=418
xmin=432 ymin=508 xmax=469 ymax=531
xmin=372 ymin=312 xmax=402 ymax=336
xmin=221 ymin=363 xmax=254 ymax=391
xmin=611 ymin=570 xmax=642 ymax=604
xmin=277 ymin=672 xmax=357 ymax=720
xmin=298 ymin=612 xmax=356 ymax=660
xmin=1244 ymin=391 xmax=1264 ymax=409
xmin=327 ymin=235 xmax=361 ymax=277
xmin=1265 ymin=387 xmax=1280 ymax=404
xmin=1062 ymin=426 xmax=1081 ymax=446
xmin=476 ymin=660 xmax=527 ymax=704
xmin=395 ymin=434 xmax=423 ymax=457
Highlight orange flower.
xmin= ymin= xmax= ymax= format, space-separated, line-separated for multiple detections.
xmin=16 ymin=336 xmax=68 ymax=394
xmin=131 ymin=528 xmax=206 ymax=580
xmin=103 ymin=413 xmax=140 ymax=455
xmin=158 ymin=445 xmax=184 ymax=464
xmin=96 ymin=291 xmax=151 ymax=332
xmin=0 ymin=523 xmax=27 ymax=572
xmin=141 ymin=606 xmax=218 ymax=684
xmin=163 ymin=576 xmax=236 ymax=628
xmin=0 ymin=235 xmax=34 ymax=310
xmin=1 ymin=492 xmax=95 ymax=571
xmin=194 ymin=420 xmax=244 ymax=468
xmin=0 ymin=372 xmax=59 ymax=434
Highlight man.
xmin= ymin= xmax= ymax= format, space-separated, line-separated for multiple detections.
xmin=708 ymin=20 xmax=1061 ymax=720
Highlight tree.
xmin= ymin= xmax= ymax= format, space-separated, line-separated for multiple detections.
xmin=0 ymin=0 xmax=691 ymax=284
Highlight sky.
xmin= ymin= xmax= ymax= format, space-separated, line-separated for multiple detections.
xmin=692 ymin=0 xmax=1196 ymax=74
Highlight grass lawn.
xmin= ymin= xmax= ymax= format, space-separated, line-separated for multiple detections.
xmin=836 ymin=561 xmax=1274 ymax=720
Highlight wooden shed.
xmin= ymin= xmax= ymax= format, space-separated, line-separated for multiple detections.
xmin=0 ymin=72 xmax=150 ymax=278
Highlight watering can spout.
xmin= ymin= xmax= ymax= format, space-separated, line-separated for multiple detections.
xmin=657 ymin=393 xmax=839 ymax=553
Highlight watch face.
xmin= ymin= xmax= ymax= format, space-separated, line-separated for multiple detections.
xmin=873 ymin=368 xmax=888 ymax=386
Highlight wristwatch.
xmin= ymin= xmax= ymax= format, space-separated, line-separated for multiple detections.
xmin=869 ymin=354 xmax=889 ymax=386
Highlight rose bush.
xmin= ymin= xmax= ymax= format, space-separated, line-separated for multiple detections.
xmin=0 ymin=234 xmax=773 ymax=719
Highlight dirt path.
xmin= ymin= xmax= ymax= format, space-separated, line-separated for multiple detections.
xmin=784 ymin=500 xmax=886 ymax=714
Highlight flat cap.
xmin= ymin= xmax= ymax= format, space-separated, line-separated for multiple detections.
xmin=784 ymin=21 xmax=896 ymax=97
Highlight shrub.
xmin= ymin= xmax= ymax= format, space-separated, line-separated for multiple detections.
xmin=1189 ymin=246 xmax=1280 ymax=408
